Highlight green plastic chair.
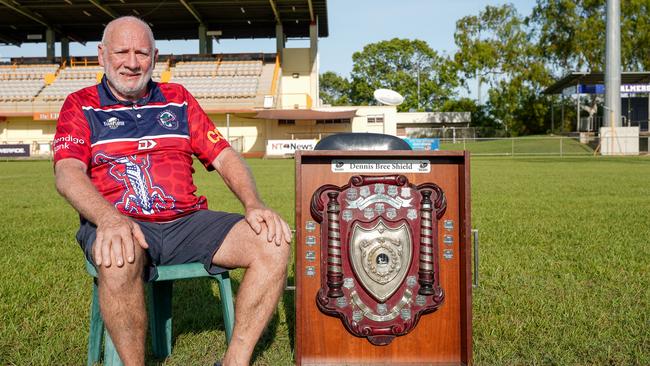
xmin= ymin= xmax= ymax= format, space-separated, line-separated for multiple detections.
xmin=85 ymin=260 xmax=235 ymax=366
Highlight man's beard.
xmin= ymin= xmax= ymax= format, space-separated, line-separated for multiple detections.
xmin=104 ymin=64 xmax=154 ymax=99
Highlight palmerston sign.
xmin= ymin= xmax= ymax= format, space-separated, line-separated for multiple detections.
xmin=0 ymin=144 xmax=30 ymax=157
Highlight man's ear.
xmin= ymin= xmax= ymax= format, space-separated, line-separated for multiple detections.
xmin=154 ymin=48 xmax=159 ymax=63
xmin=98 ymin=44 xmax=105 ymax=67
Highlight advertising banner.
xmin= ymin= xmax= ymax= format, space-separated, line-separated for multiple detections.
xmin=404 ymin=138 xmax=440 ymax=151
xmin=0 ymin=144 xmax=30 ymax=157
xmin=266 ymin=139 xmax=317 ymax=156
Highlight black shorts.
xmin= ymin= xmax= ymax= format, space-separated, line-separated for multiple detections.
xmin=76 ymin=210 xmax=244 ymax=281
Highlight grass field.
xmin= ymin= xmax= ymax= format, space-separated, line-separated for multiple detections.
xmin=1 ymin=156 xmax=649 ymax=365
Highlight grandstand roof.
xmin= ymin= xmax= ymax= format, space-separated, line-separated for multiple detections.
xmin=0 ymin=0 xmax=328 ymax=46
xmin=543 ymin=71 xmax=650 ymax=94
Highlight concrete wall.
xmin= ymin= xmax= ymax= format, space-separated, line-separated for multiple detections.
xmin=209 ymin=113 xmax=267 ymax=155
xmin=320 ymin=105 xmax=398 ymax=135
xmin=279 ymin=48 xmax=314 ymax=109
xmin=1 ymin=117 xmax=56 ymax=155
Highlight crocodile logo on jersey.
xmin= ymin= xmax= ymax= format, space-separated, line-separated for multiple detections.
xmin=93 ymin=152 xmax=176 ymax=215
xmin=157 ymin=110 xmax=178 ymax=130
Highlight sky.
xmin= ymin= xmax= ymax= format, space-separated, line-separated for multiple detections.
xmin=0 ymin=0 xmax=537 ymax=98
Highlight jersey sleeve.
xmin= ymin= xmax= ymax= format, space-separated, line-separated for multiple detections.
xmin=185 ymin=88 xmax=231 ymax=170
xmin=53 ymin=94 xmax=92 ymax=167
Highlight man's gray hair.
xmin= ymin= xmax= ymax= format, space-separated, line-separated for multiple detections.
xmin=101 ymin=16 xmax=155 ymax=49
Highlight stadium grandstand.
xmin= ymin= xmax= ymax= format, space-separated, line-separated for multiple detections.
xmin=0 ymin=0 xmax=469 ymax=158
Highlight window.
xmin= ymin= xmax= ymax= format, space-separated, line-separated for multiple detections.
xmin=316 ymin=119 xmax=351 ymax=125
xmin=367 ymin=114 xmax=385 ymax=124
xmin=279 ymin=119 xmax=295 ymax=125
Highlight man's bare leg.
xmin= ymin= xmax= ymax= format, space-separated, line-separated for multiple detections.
xmin=97 ymin=246 xmax=147 ymax=366
xmin=212 ymin=220 xmax=291 ymax=366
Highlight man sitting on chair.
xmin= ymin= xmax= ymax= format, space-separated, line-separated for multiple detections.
xmin=53 ymin=16 xmax=291 ymax=366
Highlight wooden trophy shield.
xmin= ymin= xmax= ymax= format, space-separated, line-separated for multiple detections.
xmin=295 ymin=151 xmax=472 ymax=366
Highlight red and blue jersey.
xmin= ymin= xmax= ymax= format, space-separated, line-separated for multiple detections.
xmin=54 ymin=76 xmax=230 ymax=222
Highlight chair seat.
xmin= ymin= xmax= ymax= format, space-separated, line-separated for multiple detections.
xmin=85 ymin=260 xmax=235 ymax=366
xmin=85 ymin=260 xmax=220 ymax=281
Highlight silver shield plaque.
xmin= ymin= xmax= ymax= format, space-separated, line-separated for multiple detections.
xmin=305 ymin=221 xmax=316 ymax=232
xmin=349 ymin=220 xmax=412 ymax=303
xmin=386 ymin=207 xmax=397 ymax=220
xmin=363 ymin=207 xmax=375 ymax=220
xmin=342 ymin=210 xmax=353 ymax=222
xmin=360 ymin=186 xmax=370 ymax=198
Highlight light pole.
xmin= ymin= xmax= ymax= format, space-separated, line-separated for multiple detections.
xmin=604 ymin=0 xmax=621 ymax=127
xmin=417 ymin=63 xmax=421 ymax=111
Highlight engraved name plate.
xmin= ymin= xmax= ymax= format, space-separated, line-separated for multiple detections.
xmin=305 ymin=221 xmax=316 ymax=232
xmin=305 ymin=250 xmax=316 ymax=261
xmin=416 ymin=294 xmax=427 ymax=306
xmin=352 ymin=310 xmax=363 ymax=322
xmin=400 ymin=308 xmax=412 ymax=320
xmin=305 ymin=266 xmax=316 ymax=277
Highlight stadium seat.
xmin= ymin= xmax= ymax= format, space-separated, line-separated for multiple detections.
xmin=314 ymin=132 xmax=412 ymax=151
xmin=84 ymin=260 xmax=235 ymax=366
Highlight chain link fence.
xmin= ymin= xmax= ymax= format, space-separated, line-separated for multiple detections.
xmin=438 ymin=135 xmax=650 ymax=156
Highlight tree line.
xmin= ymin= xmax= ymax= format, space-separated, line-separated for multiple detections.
xmin=320 ymin=1 xmax=650 ymax=136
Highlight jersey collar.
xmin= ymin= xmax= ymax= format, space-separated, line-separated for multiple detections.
xmin=97 ymin=75 xmax=167 ymax=107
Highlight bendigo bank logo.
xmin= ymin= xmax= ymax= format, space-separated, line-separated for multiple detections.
xmin=207 ymin=128 xmax=224 ymax=144
xmin=53 ymin=134 xmax=85 ymax=153
xmin=157 ymin=110 xmax=178 ymax=130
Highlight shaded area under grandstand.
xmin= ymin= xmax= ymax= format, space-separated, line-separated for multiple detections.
xmin=0 ymin=0 xmax=328 ymax=46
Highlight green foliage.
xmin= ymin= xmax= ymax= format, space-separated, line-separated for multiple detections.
xmin=319 ymin=71 xmax=351 ymax=106
xmin=315 ymin=1 xmax=650 ymax=136
xmin=454 ymin=5 xmax=528 ymax=86
xmin=531 ymin=0 xmax=650 ymax=71
xmin=349 ymin=38 xmax=459 ymax=112
xmin=453 ymin=4 xmax=553 ymax=135
xmin=441 ymin=97 xmax=500 ymax=135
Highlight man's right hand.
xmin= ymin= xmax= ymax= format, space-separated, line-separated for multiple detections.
xmin=93 ymin=214 xmax=149 ymax=268
xmin=55 ymin=158 xmax=150 ymax=268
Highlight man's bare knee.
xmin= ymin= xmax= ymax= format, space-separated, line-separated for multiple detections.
xmin=250 ymin=232 xmax=290 ymax=277
xmin=97 ymin=249 xmax=146 ymax=291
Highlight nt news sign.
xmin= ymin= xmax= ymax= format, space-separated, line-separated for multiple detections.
xmin=266 ymin=139 xmax=317 ymax=156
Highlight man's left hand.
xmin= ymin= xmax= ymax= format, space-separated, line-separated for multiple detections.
xmin=245 ymin=205 xmax=292 ymax=246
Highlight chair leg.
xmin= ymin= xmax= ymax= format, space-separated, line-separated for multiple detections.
xmin=215 ymin=272 xmax=235 ymax=344
xmin=148 ymin=280 xmax=173 ymax=358
xmin=87 ymin=279 xmax=103 ymax=366
xmin=103 ymin=332 xmax=123 ymax=366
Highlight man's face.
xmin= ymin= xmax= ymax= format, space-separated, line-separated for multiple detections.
xmin=98 ymin=20 xmax=158 ymax=100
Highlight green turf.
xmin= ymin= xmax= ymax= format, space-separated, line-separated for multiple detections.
xmin=1 ymin=157 xmax=649 ymax=365
xmin=440 ymin=136 xmax=595 ymax=156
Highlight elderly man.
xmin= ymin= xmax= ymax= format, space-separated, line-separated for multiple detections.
xmin=53 ymin=16 xmax=291 ymax=366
